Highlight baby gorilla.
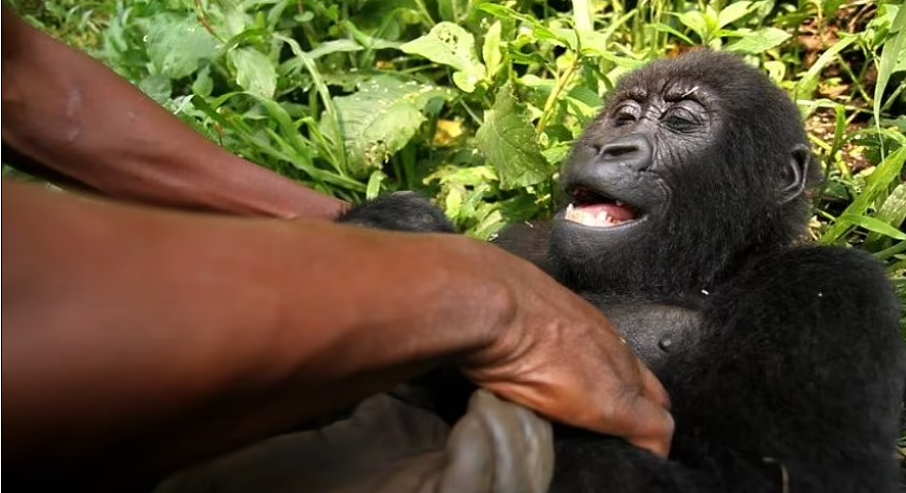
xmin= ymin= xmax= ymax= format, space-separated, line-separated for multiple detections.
xmin=338 ymin=50 xmax=905 ymax=493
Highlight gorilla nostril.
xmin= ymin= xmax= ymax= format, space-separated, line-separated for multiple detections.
xmin=597 ymin=134 xmax=654 ymax=171
xmin=600 ymin=143 xmax=640 ymax=159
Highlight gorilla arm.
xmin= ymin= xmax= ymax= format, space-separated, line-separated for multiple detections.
xmin=0 ymin=7 xmax=346 ymax=220
xmin=549 ymin=247 xmax=904 ymax=493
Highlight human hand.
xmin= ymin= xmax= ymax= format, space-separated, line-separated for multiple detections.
xmin=459 ymin=247 xmax=674 ymax=458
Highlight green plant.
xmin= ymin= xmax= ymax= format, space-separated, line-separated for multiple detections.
xmin=10 ymin=0 xmax=905 ymax=314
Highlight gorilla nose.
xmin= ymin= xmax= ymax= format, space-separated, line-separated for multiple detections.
xmin=597 ymin=134 xmax=653 ymax=171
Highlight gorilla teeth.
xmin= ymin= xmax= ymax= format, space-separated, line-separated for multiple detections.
xmin=565 ymin=203 xmax=620 ymax=227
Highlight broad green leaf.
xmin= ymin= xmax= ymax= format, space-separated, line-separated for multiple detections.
xmin=139 ymin=74 xmax=172 ymax=104
xmin=482 ymin=20 xmax=503 ymax=80
xmin=542 ymin=142 xmax=573 ymax=166
xmin=326 ymin=75 xmax=453 ymax=175
xmin=725 ymin=28 xmax=791 ymax=55
xmin=704 ymin=4 xmax=721 ymax=34
xmin=718 ymin=1 xmax=753 ymax=28
xmin=445 ymin=186 xmax=464 ymax=217
xmin=477 ymin=3 xmax=569 ymax=47
xmin=401 ymin=22 xmax=486 ymax=93
xmin=217 ymin=0 xmax=248 ymax=37
xmin=476 ymin=86 xmax=550 ymax=190
xmin=429 ymin=165 xmax=498 ymax=187
xmin=146 ymin=16 xmax=219 ymax=79
xmin=192 ymin=65 xmax=214 ymax=98
xmin=676 ymin=11 xmax=709 ymax=42
xmin=228 ymin=47 xmax=277 ymax=98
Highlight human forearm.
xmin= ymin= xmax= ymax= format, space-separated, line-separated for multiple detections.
xmin=1 ymin=9 xmax=347 ymax=219
xmin=2 ymin=179 xmax=501 ymax=481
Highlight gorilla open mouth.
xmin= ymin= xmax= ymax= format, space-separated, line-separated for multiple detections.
xmin=563 ymin=186 xmax=643 ymax=228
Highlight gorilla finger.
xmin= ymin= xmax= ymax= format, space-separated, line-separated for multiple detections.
xmin=468 ymin=390 xmax=526 ymax=493
xmin=439 ymin=409 xmax=494 ymax=493
xmin=468 ymin=390 xmax=554 ymax=493
xmin=508 ymin=400 xmax=554 ymax=493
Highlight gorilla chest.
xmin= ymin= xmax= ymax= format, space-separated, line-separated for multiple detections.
xmin=591 ymin=301 xmax=704 ymax=376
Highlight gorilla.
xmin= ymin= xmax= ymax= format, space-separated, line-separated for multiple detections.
xmin=338 ymin=50 xmax=906 ymax=492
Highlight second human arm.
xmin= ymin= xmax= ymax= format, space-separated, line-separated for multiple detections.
xmin=1 ymin=7 xmax=346 ymax=220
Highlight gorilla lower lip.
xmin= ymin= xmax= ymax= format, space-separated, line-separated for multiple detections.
xmin=565 ymin=203 xmax=638 ymax=227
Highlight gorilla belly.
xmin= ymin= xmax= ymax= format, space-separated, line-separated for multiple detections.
xmin=597 ymin=304 xmax=703 ymax=374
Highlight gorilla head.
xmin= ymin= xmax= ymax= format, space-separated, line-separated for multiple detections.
xmin=551 ymin=50 xmax=820 ymax=296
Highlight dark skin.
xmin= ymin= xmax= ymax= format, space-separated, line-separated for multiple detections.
xmin=343 ymin=51 xmax=906 ymax=493
xmin=1 ymin=8 xmax=673 ymax=493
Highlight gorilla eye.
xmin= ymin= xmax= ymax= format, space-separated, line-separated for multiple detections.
xmin=614 ymin=113 xmax=636 ymax=127
xmin=611 ymin=103 xmax=639 ymax=127
xmin=663 ymin=108 xmax=700 ymax=132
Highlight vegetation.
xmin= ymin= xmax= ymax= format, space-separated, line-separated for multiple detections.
xmin=9 ymin=0 xmax=905 ymax=318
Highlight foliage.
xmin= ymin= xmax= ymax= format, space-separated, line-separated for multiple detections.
xmin=10 ymin=0 xmax=906 ymax=313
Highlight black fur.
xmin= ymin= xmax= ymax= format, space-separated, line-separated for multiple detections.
xmin=338 ymin=50 xmax=905 ymax=493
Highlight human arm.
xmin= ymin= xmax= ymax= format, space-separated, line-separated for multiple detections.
xmin=0 ymin=7 xmax=346 ymax=220
xmin=3 ymin=178 xmax=672 ymax=490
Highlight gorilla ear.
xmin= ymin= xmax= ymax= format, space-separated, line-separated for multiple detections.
xmin=778 ymin=144 xmax=812 ymax=204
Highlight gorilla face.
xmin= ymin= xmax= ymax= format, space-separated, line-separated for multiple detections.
xmin=549 ymin=51 xmax=815 ymax=296
xmin=556 ymin=78 xmax=716 ymax=240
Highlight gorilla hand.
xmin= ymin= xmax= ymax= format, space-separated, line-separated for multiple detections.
xmin=357 ymin=389 xmax=554 ymax=493
xmin=153 ymin=390 xmax=553 ymax=493
xmin=338 ymin=192 xmax=456 ymax=234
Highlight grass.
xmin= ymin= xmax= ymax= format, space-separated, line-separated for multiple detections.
xmin=8 ymin=0 xmax=905 ymax=323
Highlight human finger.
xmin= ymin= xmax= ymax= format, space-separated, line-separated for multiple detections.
xmin=618 ymin=392 xmax=674 ymax=458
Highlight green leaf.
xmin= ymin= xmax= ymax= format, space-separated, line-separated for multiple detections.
xmin=228 ymin=47 xmax=277 ymax=99
xmin=650 ymin=23 xmax=697 ymax=46
xmin=867 ymin=183 xmax=906 ymax=247
xmin=217 ymin=0 xmax=248 ymax=37
xmin=306 ymin=39 xmax=364 ymax=60
xmin=400 ymin=22 xmax=486 ymax=92
xmin=475 ymin=86 xmax=550 ymax=190
xmin=875 ymin=4 xmax=906 ymax=133
xmin=717 ymin=1 xmax=753 ymax=28
xmin=445 ymin=186 xmax=464 ymax=217
xmin=139 ymin=74 xmax=172 ymax=104
xmin=675 ymin=11 xmax=709 ymax=42
xmin=836 ymin=214 xmax=906 ymax=241
xmin=794 ymin=35 xmax=857 ymax=101
xmin=725 ymin=28 xmax=791 ymax=55
xmin=366 ymin=170 xmax=388 ymax=200
xmin=326 ymin=75 xmax=453 ymax=175
xmin=146 ymin=15 xmax=219 ymax=79
xmin=192 ymin=65 xmax=214 ymax=98
xmin=822 ymin=146 xmax=906 ymax=244
xmin=482 ymin=20 xmax=503 ymax=80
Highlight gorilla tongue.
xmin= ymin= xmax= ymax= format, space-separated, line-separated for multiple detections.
xmin=565 ymin=203 xmax=637 ymax=227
